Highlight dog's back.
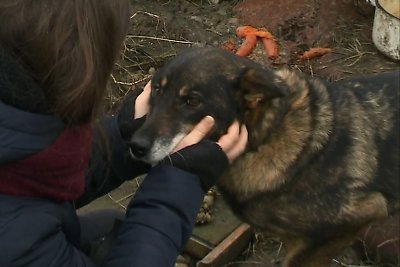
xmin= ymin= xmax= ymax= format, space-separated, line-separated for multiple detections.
xmin=330 ymin=72 xmax=399 ymax=210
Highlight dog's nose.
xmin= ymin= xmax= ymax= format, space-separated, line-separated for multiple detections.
xmin=128 ymin=137 xmax=151 ymax=158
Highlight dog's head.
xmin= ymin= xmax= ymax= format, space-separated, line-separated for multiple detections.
xmin=129 ymin=47 xmax=288 ymax=164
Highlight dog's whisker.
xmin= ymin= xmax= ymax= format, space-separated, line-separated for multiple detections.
xmin=174 ymin=151 xmax=190 ymax=169
xmin=165 ymin=155 xmax=173 ymax=166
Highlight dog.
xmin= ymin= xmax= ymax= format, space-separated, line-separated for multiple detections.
xmin=128 ymin=47 xmax=399 ymax=267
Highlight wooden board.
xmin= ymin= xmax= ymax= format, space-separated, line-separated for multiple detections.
xmin=197 ymin=223 xmax=253 ymax=267
xmin=184 ymin=196 xmax=254 ymax=266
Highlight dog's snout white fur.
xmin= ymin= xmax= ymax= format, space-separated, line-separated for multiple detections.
xmin=129 ymin=133 xmax=186 ymax=165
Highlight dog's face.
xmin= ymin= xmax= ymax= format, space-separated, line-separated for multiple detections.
xmin=128 ymin=48 xmax=287 ymax=164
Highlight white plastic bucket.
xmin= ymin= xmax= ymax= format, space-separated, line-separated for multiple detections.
xmin=372 ymin=0 xmax=400 ymax=61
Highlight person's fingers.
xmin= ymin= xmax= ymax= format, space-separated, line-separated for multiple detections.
xmin=173 ymin=116 xmax=215 ymax=152
xmin=134 ymin=81 xmax=151 ymax=119
xmin=217 ymin=122 xmax=248 ymax=163
xmin=217 ymin=120 xmax=240 ymax=151
xmin=224 ymin=124 xmax=248 ymax=162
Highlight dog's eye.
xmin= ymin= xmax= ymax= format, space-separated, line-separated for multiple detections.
xmin=185 ymin=97 xmax=201 ymax=107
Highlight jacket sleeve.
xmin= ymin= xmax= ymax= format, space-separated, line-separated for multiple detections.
xmin=0 ymin=197 xmax=98 ymax=267
xmin=0 ymin=164 xmax=204 ymax=267
xmin=103 ymin=164 xmax=205 ymax=267
xmin=76 ymin=115 xmax=150 ymax=208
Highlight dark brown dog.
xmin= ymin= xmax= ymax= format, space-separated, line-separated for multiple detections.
xmin=129 ymin=47 xmax=399 ymax=267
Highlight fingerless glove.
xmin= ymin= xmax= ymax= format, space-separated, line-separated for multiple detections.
xmin=159 ymin=140 xmax=229 ymax=192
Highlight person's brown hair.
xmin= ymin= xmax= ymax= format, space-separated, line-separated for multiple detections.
xmin=0 ymin=0 xmax=131 ymax=125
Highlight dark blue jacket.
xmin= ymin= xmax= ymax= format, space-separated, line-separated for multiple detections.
xmin=0 ymin=48 xmax=205 ymax=267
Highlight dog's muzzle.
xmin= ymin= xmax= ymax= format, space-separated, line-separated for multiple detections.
xmin=128 ymin=136 xmax=152 ymax=160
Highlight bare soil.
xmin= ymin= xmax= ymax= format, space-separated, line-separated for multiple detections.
xmin=83 ymin=0 xmax=399 ymax=266
xmin=111 ymin=0 xmax=398 ymax=99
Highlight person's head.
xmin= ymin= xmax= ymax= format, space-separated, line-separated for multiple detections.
xmin=0 ymin=0 xmax=131 ymax=125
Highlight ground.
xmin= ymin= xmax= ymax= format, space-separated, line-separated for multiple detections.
xmin=79 ymin=0 xmax=399 ymax=266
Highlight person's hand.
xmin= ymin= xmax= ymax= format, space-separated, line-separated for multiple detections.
xmin=217 ymin=120 xmax=248 ymax=163
xmin=172 ymin=116 xmax=215 ymax=152
xmin=173 ymin=116 xmax=248 ymax=163
xmin=118 ymin=81 xmax=151 ymax=141
xmin=134 ymin=81 xmax=151 ymax=119
xmin=161 ymin=116 xmax=248 ymax=192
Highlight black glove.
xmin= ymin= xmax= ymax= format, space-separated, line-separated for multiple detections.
xmin=117 ymin=88 xmax=146 ymax=141
xmin=160 ymin=140 xmax=229 ymax=192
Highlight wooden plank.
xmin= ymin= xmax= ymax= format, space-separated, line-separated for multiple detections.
xmin=185 ymin=196 xmax=244 ymax=258
xmin=197 ymin=223 xmax=253 ymax=267
xmin=185 ymin=235 xmax=214 ymax=260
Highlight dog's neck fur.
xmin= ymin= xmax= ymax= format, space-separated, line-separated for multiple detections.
xmin=219 ymin=69 xmax=333 ymax=201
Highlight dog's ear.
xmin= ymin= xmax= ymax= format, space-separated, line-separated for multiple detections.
xmin=239 ymin=68 xmax=287 ymax=109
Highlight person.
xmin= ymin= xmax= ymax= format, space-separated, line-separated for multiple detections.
xmin=0 ymin=1 xmax=248 ymax=267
